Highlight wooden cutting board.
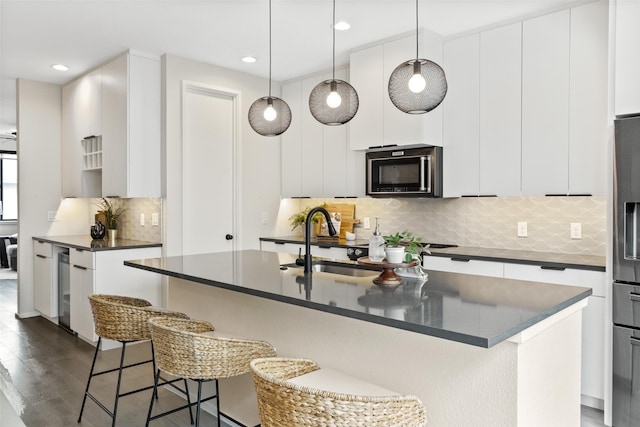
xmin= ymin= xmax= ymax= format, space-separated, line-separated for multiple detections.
xmin=317 ymin=203 xmax=360 ymax=239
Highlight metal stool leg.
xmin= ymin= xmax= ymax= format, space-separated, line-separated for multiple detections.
xmin=110 ymin=341 xmax=128 ymax=427
xmin=184 ymin=379 xmax=194 ymax=425
xmin=146 ymin=369 xmax=161 ymax=427
xmin=78 ymin=337 xmax=102 ymax=423
xmin=195 ymin=380 xmax=203 ymax=427
xmin=214 ymin=379 xmax=220 ymax=427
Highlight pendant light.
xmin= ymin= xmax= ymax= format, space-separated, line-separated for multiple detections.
xmin=308 ymin=0 xmax=359 ymax=126
xmin=248 ymin=0 xmax=292 ymax=136
xmin=388 ymin=0 xmax=447 ymax=114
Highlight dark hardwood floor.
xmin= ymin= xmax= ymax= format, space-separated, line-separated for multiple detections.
xmin=0 ymin=274 xmax=606 ymax=426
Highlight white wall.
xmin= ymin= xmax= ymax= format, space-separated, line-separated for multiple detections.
xmin=162 ymin=54 xmax=282 ymax=257
xmin=16 ymin=79 xmax=90 ymax=317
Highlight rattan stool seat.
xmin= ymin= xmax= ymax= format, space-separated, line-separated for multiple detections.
xmin=78 ymin=294 xmax=190 ymax=427
xmin=146 ymin=317 xmax=277 ymax=427
xmin=250 ymin=357 xmax=427 ymax=427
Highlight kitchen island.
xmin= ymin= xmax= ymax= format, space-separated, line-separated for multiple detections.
xmin=126 ymin=249 xmax=591 ymax=427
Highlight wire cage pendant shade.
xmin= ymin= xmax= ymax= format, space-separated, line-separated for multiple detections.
xmin=248 ymin=0 xmax=292 ymax=136
xmin=388 ymin=0 xmax=447 ymax=114
xmin=308 ymin=0 xmax=359 ymax=125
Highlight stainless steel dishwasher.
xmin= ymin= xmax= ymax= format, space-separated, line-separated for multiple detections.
xmin=58 ymin=250 xmax=72 ymax=333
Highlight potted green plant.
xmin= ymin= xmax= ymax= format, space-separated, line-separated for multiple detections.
xmin=288 ymin=204 xmax=326 ymax=236
xmin=383 ymin=231 xmax=426 ymax=263
xmin=97 ymin=198 xmax=126 ymax=242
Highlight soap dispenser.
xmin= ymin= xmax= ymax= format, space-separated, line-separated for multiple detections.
xmin=368 ymin=217 xmax=385 ymax=262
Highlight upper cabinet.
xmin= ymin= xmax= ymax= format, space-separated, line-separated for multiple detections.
xmin=349 ymin=31 xmax=444 ymax=151
xmin=61 ymin=50 xmax=161 ymax=198
xmin=102 ymin=52 xmax=161 ymax=198
xmin=615 ymin=0 xmax=640 ymax=116
xmin=281 ymin=68 xmax=365 ymax=199
xmin=521 ymin=10 xmax=571 ymax=196
xmin=442 ymin=1 xmax=608 ymax=197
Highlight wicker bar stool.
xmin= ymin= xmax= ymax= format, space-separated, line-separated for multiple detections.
xmin=78 ymin=294 xmax=190 ymax=427
xmin=250 ymin=357 xmax=427 ymax=427
xmin=146 ymin=316 xmax=277 ymax=427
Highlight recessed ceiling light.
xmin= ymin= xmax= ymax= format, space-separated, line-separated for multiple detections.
xmin=334 ymin=21 xmax=351 ymax=31
xmin=242 ymin=56 xmax=257 ymax=63
xmin=51 ymin=64 xmax=70 ymax=71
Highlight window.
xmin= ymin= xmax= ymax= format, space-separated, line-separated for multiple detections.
xmin=0 ymin=152 xmax=17 ymax=220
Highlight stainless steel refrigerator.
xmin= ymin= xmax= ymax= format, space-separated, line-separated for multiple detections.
xmin=613 ymin=114 xmax=640 ymax=426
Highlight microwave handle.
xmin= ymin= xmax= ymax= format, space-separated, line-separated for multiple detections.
xmin=420 ymin=156 xmax=431 ymax=192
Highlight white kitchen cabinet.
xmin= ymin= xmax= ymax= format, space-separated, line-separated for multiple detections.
xmin=502 ymin=263 xmax=606 ymax=404
xmin=442 ymin=34 xmax=480 ymax=197
xmin=33 ymin=240 xmax=56 ymax=317
xmin=69 ymin=246 xmax=162 ymax=348
xmin=348 ymin=44 xmax=384 ymax=151
xmin=424 ymin=255 xmax=504 ymax=278
xmin=261 ymin=241 xmax=348 ymax=261
xmin=614 ymin=0 xmax=640 ymax=116
xmin=281 ymin=69 xmax=364 ymax=198
xmin=521 ymin=10 xmax=571 ymax=196
xmin=101 ymin=51 xmax=161 ymax=198
xmin=479 ymin=23 xmax=522 ymax=197
xmin=61 ymin=69 xmax=102 ymax=198
xmin=349 ymin=31 xmax=444 ymax=151
xmin=382 ymin=36 xmax=428 ymax=147
xmin=70 ymin=248 xmax=96 ymax=342
xmin=281 ymin=80 xmax=303 ymax=197
xmin=299 ymin=75 xmax=325 ymax=197
xmin=569 ymin=0 xmax=608 ymax=196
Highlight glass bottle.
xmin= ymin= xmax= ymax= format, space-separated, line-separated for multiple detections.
xmin=368 ymin=217 xmax=385 ymax=262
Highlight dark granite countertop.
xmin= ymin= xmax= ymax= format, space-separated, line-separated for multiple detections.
xmin=125 ymin=249 xmax=591 ymax=348
xmin=260 ymin=236 xmax=605 ymax=271
xmin=32 ymin=235 xmax=162 ymax=251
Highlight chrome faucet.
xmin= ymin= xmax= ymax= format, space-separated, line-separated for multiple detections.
xmin=302 ymin=207 xmax=337 ymax=274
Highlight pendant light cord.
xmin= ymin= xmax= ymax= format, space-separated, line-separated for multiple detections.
xmin=332 ymin=0 xmax=336 ymax=81
xmin=415 ymin=0 xmax=419 ymax=60
xmin=268 ymin=0 xmax=272 ymax=97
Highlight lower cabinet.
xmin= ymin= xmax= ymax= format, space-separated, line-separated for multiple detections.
xmin=33 ymin=241 xmax=56 ymax=317
xmin=68 ymin=246 xmax=162 ymax=347
xmin=425 ymin=254 xmax=606 ymax=406
xmin=261 ymin=241 xmax=348 ymax=261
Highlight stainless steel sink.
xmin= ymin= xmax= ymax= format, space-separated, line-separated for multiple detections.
xmin=282 ymin=261 xmax=379 ymax=277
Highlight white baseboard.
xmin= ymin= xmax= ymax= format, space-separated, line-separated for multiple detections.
xmin=581 ymin=394 xmax=604 ymax=410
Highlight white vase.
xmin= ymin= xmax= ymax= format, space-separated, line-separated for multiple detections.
xmin=384 ymin=246 xmax=406 ymax=264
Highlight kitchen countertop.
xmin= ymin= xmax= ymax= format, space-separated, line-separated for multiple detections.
xmin=124 ymin=249 xmax=591 ymax=348
xmin=260 ymin=236 xmax=606 ymax=271
xmin=32 ymin=235 xmax=162 ymax=251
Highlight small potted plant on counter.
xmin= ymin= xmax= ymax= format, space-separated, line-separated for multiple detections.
xmin=383 ymin=231 xmax=426 ymax=264
xmin=288 ymin=204 xmax=326 ymax=237
xmin=97 ymin=198 xmax=126 ymax=243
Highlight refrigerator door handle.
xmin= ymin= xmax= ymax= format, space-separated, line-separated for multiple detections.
xmin=630 ymin=336 xmax=640 ymax=346
xmin=630 ymin=292 xmax=640 ymax=303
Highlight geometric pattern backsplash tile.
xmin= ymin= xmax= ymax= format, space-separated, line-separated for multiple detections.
xmin=286 ymin=196 xmax=606 ymax=256
xmin=90 ymin=198 xmax=162 ymax=243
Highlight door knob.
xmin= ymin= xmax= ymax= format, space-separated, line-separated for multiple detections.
xmin=225 ymin=234 xmax=233 ymax=240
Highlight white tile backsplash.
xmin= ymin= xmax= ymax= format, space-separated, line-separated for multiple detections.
xmin=284 ymin=196 xmax=606 ymax=256
xmin=90 ymin=198 xmax=162 ymax=243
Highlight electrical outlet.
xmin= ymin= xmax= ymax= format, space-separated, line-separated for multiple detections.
xmin=47 ymin=211 xmax=58 ymax=222
xmin=140 ymin=213 xmax=145 ymax=226
xmin=517 ymin=221 xmax=528 ymax=237
xmin=261 ymin=212 xmax=268 ymax=224
xmin=363 ymin=217 xmax=371 ymax=229
xmin=152 ymin=213 xmax=159 ymax=226
xmin=570 ymin=223 xmax=582 ymax=239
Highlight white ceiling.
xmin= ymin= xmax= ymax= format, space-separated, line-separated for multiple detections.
xmin=0 ymin=0 xmax=586 ymax=135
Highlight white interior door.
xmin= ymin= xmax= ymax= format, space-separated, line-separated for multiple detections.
xmin=182 ymin=82 xmax=237 ymax=255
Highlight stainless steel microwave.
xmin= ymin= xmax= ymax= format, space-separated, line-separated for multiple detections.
xmin=366 ymin=145 xmax=442 ymax=197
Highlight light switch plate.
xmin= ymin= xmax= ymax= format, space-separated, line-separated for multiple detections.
xmin=152 ymin=213 xmax=159 ymax=226
xmin=47 ymin=211 xmax=58 ymax=222
xmin=363 ymin=217 xmax=371 ymax=229
xmin=517 ymin=222 xmax=527 ymax=237
xmin=140 ymin=213 xmax=145 ymax=226
xmin=570 ymin=223 xmax=582 ymax=239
